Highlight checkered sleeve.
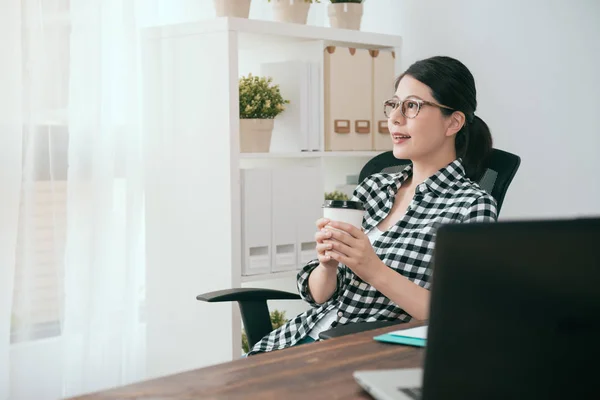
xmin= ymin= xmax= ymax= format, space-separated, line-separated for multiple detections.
xmin=461 ymin=194 xmax=498 ymax=223
xmin=352 ymin=175 xmax=374 ymax=204
xmin=297 ymin=261 xmax=349 ymax=308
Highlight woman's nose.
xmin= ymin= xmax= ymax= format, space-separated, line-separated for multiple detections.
xmin=389 ymin=105 xmax=406 ymax=126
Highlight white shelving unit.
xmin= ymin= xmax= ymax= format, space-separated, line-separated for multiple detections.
xmin=239 ymin=151 xmax=384 ymax=159
xmin=141 ymin=17 xmax=402 ymax=372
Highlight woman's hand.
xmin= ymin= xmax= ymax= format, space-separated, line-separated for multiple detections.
xmin=323 ymin=221 xmax=383 ymax=283
xmin=314 ymin=218 xmax=339 ymax=269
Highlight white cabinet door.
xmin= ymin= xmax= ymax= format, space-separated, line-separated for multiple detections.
xmin=241 ymin=169 xmax=272 ymax=276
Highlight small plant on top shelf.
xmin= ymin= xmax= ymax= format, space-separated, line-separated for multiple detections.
xmin=325 ymin=190 xmax=350 ymax=201
xmin=328 ymin=0 xmax=364 ymax=30
xmin=267 ymin=0 xmax=320 ymax=25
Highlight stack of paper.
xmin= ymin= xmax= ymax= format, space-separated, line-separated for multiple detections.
xmin=260 ymin=60 xmax=321 ymax=153
xmin=373 ymin=325 xmax=428 ymax=347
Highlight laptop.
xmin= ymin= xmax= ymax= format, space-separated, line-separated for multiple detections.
xmin=354 ymin=217 xmax=600 ymax=400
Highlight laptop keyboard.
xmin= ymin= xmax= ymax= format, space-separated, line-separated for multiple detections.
xmin=399 ymin=387 xmax=422 ymax=399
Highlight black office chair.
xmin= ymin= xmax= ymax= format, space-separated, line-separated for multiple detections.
xmin=197 ymin=148 xmax=521 ymax=349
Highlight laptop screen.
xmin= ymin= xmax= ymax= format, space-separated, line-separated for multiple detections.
xmin=421 ymin=218 xmax=600 ymax=400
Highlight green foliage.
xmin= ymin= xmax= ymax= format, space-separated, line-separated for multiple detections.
xmin=239 ymin=74 xmax=289 ymax=119
xmin=268 ymin=0 xmax=320 ymax=2
xmin=242 ymin=309 xmax=289 ymax=354
xmin=324 ymin=190 xmax=350 ymax=201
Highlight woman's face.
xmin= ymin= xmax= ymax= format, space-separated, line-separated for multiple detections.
xmin=388 ymin=75 xmax=461 ymax=162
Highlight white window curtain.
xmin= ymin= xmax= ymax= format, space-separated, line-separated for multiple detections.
xmin=0 ymin=1 xmax=403 ymax=398
xmin=1 ymin=0 xmax=155 ymax=398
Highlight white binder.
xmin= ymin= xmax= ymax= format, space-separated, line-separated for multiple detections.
xmin=294 ymin=165 xmax=324 ymax=267
xmin=308 ymin=62 xmax=322 ymax=152
xmin=271 ymin=168 xmax=299 ymax=272
xmin=260 ymin=60 xmax=309 ymax=153
xmin=241 ymin=169 xmax=272 ymax=276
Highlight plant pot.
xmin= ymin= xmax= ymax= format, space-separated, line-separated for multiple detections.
xmin=328 ymin=2 xmax=363 ymax=30
xmin=271 ymin=0 xmax=311 ymax=24
xmin=214 ymin=0 xmax=252 ymax=18
xmin=240 ymin=118 xmax=275 ymax=153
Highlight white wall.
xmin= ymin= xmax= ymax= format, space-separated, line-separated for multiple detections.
xmin=374 ymin=0 xmax=600 ymax=220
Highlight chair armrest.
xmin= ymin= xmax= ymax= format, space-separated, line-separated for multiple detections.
xmin=319 ymin=320 xmax=402 ymax=340
xmin=197 ymin=288 xmax=301 ymax=350
xmin=197 ymin=288 xmax=301 ymax=303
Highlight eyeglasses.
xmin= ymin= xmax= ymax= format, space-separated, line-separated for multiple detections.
xmin=383 ymin=98 xmax=455 ymax=119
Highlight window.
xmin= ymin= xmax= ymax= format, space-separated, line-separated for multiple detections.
xmin=11 ymin=126 xmax=69 ymax=343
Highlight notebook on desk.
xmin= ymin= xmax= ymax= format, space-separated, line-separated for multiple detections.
xmin=354 ymin=218 xmax=600 ymax=400
xmin=373 ymin=326 xmax=427 ymax=348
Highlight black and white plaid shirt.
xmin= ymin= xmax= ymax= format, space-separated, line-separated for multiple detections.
xmin=248 ymin=158 xmax=497 ymax=356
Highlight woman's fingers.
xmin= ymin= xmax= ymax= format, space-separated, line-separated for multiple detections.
xmin=316 ymin=242 xmax=333 ymax=255
xmin=318 ymin=253 xmax=332 ymax=264
xmin=317 ymin=242 xmax=335 ymax=264
xmin=326 ymin=221 xmax=362 ymax=240
xmin=323 ymin=227 xmax=354 ymax=247
xmin=314 ymin=229 xmax=333 ymax=243
xmin=315 ymin=218 xmax=331 ymax=230
xmin=324 ymin=239 xmax=351 ymax=259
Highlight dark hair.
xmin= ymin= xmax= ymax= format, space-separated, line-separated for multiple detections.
xmin=394 ymin=56 xmax=493 ymax=181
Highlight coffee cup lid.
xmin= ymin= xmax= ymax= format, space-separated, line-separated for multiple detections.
xmin=322 ymin=200 xmax=365 ymax=211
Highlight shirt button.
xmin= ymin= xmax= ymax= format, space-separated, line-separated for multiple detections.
xmin=337 ymin=311 xmax=343 ymax=318
xmin=353 ymin=281 xmax=359 ymax=286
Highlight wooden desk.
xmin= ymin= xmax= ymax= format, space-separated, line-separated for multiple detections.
xmin=71 ymin=322 xmax=425 ymax=400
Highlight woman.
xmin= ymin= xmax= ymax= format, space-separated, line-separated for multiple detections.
xmin=247 ymin=55 xmax=497 ymax=356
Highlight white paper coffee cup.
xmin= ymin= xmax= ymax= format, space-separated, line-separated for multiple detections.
xmin=322 ymin=200 xmax=365 ymax=231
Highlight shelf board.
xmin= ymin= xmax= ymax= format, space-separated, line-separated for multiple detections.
xmin=143 ymin=17 xmax=402 ymax=50
xmin=240 ymin=151 xmax=384 ymax=159
xmin=241 ymin=270 xmax=299 ymax=283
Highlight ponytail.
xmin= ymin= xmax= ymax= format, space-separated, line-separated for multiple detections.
xmin=456 ymin=115 xmax=493 ymax=181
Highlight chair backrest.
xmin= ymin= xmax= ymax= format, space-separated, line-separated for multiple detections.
xmin=358 ymin=148 xmax=521 ymax=214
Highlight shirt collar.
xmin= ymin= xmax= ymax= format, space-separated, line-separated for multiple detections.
xmin=390 ymin=158 xmax=467 ymax=197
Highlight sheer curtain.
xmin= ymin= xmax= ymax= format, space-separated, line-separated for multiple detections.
xmin=0 ymin=2 xmax=23 ymax=398
xmin=1 ymin=0 xmax=147 ymax=398
xmin=0 ymin=0 xmax=405 ymax=398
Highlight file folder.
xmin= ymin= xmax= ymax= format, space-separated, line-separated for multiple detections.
xmin=324 ymin=46 xmax=373 ymax=151
xmin=372 ymin=50 xmax=396 ymax=151
xmin=260 ymin=60 xmax=309 ymax=153
xmin=373 ymin=325 xmax=428 ymax=348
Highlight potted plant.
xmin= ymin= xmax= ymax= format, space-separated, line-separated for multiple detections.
xmin=242 ymin=309 xmax=288 ymax=353
xmin=328 ymin=0 xmax=364 ymax=30
xmin=214 ymin=0 xmax=252 ymax=18
xmin=239 ymin=73 xmax=289 ymax=153
xmin=268 ymin=0 xmax=319 ymax=25
xmin=324 ymin=190 xmax=350 ymax=201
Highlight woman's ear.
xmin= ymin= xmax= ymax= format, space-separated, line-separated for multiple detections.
xmin=445 ymin=111 xmax=466 ymax=137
